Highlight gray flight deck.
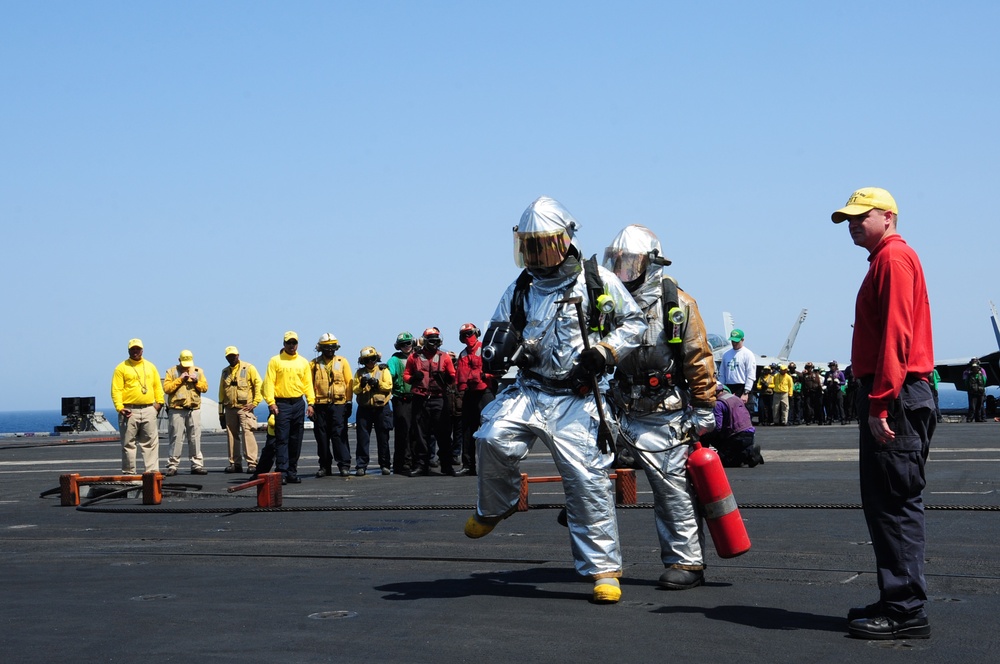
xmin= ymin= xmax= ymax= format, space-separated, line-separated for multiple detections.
xmin=1 ymin=422 xmax=998 ymax=663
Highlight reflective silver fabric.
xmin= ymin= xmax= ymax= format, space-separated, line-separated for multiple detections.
xmin=623 ymin=411 xmax=704 ymax=567
xmin=607 ymin=223 xmax=713 ymax=569
xmin=513 ymin=197 xmax=580 ymax=270
xmin=602 ymin=223 xmax=665 ymax=283
xmin=476 ymin=211 xmax=647 ymax=577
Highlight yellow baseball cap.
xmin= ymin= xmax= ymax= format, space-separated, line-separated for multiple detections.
xmin=179 ymin=350 xmax=194 ymax=367
xmin=128 ymin=338 xmax=143 ymax=350
xmin=284 ymin=331 xmax=299 ymax=343
xmin=831 ymin=187 xmax=898 ymax=223
xmin=224 ymin=345 xmax=239 ymax=356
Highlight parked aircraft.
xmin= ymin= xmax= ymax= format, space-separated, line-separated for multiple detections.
xmin=934 ymin=301 xmax=1000 ymax=391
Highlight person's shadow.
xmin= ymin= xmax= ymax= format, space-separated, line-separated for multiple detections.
xmin=375 ymin=567 xmax=589 ymax=602
xmin=653 ymin=603 xmax=845 ymax=633
xmin=377 ymin=569 xmax=845 ymax=633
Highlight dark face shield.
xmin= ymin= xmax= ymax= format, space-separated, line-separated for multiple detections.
xmin=602 ymin=248 xmax=649 ymax=284
xmin=513 ymin=228 xmax=572 ymax=269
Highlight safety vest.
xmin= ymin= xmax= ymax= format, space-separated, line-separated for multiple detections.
xmin=166 ymin=366 xmax=203 ymax=409
xmin=356 ymin=366 xmax=391 ymax=407
xmin=967 ymin=369 xmax=986 ymax=394
xmin=411 ymin=352 xmax=448 ymax=397
xmin=802 ymin=372 xmax=822 ymax=391
xmin=458 ymin=343 xmax=490 ymax=391
xmin=313 ymin=357 xmax=349 ymax=404
xmin=221 ymin=364 xmax=253 ymax=406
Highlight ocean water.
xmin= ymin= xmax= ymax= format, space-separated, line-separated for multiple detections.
xmin=0 ymin=404 xmax=273 ymax=435
xmin=0 ymin=388 xmax=991 ymax=435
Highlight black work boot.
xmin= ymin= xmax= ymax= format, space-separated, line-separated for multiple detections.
xmin=658 ymin=567 xmax=705 ymax=590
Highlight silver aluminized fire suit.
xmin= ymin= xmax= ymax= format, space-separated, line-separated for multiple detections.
xmin=607 ymin=232 xmax=717 ymax=573
xmin=475 ymin=207 xmax=646 ymax=580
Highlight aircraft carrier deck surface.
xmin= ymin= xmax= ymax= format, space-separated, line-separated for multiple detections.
xmin=2 ymin=422 xmax=998 ymax=663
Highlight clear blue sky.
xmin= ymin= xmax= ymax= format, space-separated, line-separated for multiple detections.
xmin=2 ymin=1 xmax=997 ymax=411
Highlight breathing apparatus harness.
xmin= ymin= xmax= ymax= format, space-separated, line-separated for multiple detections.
xmin=609 ymin=269 xmax=689 ymax=418
xmin=481 ymin=256 xmax=612 ymax=381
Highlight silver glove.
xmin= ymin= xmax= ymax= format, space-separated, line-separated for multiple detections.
xmin=684 ymin=407 xmax=716 ymax=437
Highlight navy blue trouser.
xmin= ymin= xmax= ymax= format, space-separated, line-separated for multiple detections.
xmin=274 ymin=397 xmax=306 ymax=478
xmin=356 ymin=404 xmax=391 ymax=470
xmin=857 ymin=378 xmax=935 ymax=619
xmin=314 ymin=403 xmax=351 ymax=472
xmin=461 ymin=389 xmax=493 ymax=472
xmin=412 ymin=395 xmax=453 ymax=471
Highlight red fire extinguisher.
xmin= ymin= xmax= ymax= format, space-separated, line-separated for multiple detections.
xmin=687 ymin=441 xmax=751 ymax=558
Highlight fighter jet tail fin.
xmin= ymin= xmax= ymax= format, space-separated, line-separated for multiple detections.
xmin=991 ymin=300 xmax=1000 ymax=352
xmin=776 ymin=309 xmax=808 ymax=362
xmin=723 ymin=312 xmax=736 ymax=340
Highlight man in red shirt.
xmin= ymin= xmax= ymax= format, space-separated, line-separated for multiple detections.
xmin=832 ymin=187 xmax=935 ymax=640
xmin=455 ymin=323 xmax=495 ymax=476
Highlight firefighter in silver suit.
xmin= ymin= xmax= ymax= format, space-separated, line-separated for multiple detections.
xmin=603 ymin=224 xmax=718 ymax=590
xmin=465 ymin=196 xmax=647 ymax=604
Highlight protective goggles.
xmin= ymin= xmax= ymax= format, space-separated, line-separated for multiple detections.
xmin=513 ymin=229 xmax=572 ymax=269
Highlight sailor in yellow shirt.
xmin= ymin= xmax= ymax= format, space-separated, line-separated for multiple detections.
xmin=261 ymin=331 xmax=315 ymax=483
xmin=310 ymin=333 xmax=355 ymax=477
xmin=219 ymin=346 xmax=263 ymax=474
xmin=110 ymin=338 xmax=165 ymax=474
xmin=755 ymin=366 xmax=775 ymax=426
xmin=771 ymin=365 xmax=795 ymax=426
xmin=352 ymin=346 xmax=394 ymax=475
xmin=162 ymin=349 xmax=209 ymax=475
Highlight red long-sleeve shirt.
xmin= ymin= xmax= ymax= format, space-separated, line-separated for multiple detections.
xmin=456 ymin=340 xmax=493 ymax=392
xmin=851 ymin=234 xmax=934 ymax=418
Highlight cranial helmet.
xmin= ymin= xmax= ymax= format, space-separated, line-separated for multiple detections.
xmin=513 ymin=196 xmax=579 ymax=270
xmin=394 ymin=331 xmax=414 ymax=350
xmin=459 ymin=322 xmax=481 ymax=339
xmin=423 ymin=326 xmax=443 ymax=349
xmin=316 ymin=333 xmax=340 ymax=352
xmin=359 ymin=346 xmax=380 ymax=363
xmin=603 ymin=224 xmax=669 ymax=289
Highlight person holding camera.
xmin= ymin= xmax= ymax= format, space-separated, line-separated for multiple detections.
xmin=163 ymin=349 xmax=209 ymax=476
xmin=353 ymin=346 xmax=394 ymax=476
xmin=455 ymin=323 xmax=496 ymax=476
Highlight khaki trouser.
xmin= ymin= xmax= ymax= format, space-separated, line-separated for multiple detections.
xmin=773 ymin=392 xmax=790 ymax=425
xmin=119 ymin=404 xmax=159 ymax=473
xmin=225 ymin=406 xmax=259 ymax=467
xmin=167 ymin=408 xmax=204 ymax=470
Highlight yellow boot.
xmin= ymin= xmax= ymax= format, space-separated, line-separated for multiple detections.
xmin=593 ymin=578 xmax=621 ymax=604
xmin=464 ymin=507 xmax=516 ymax=539
xmin=464 ymin=514 xmax=501 ymax=539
